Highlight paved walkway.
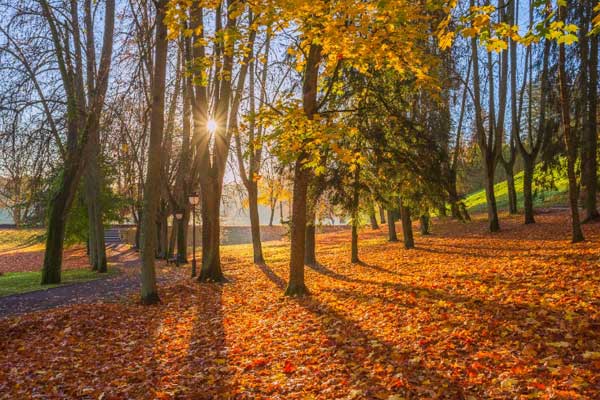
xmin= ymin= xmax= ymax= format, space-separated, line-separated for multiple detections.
xmin=0 ymin=245 xmax=182 ymax=318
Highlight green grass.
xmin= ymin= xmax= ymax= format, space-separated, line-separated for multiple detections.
xmin=0 ymin=268 xmax=119 ymax=297
xmin=464 ymin=163 xmax=569 ymax=213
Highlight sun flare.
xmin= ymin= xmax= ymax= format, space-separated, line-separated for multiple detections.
xmin=207 ymin=118 xmax=218 ymax=134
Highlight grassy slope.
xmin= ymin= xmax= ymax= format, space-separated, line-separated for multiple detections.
xmin=464 ymin=166 xmax=569 ymax=213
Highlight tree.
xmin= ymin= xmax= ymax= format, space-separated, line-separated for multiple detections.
xmin=140 ymin=0 xmax=169 ymax=304
xmin=39 ymin=0 xmax=115 ymax=284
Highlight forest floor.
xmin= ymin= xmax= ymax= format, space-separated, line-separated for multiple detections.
xmin=1 ymin=210 xmax=599 ymax=399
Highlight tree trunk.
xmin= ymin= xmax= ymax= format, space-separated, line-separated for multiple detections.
xmin=386 ymin=209 xmax=398 ymax=242
xmin=420 ymin=215 xmax=430 ymax=235
xmin=140 ymin=0 xmax=168 ymax=304
xmin=199 ymin=181 xmax=225 ymax=282
xmin=400 ymin=200 xmax=414 ymax=249
xmin=369 ymin=203 xmax=379 ymax=229
xmin=304 ymin=209 xmax=316 ymax=266
xmin=269 ymin=201 xmax=276 ymax=226
xmin=505 ymin=166 xmax=517 ymax=215
xmin=167 ymin=219 xmax=176 ymax=259
xmin=286 ymin=43 xmax=321 ymax=296
xmin=483 ymin=157 xmax=500 ymax=232
xmin=522 ymin=158 xmax=535 ymax=224
xmin=583 ymin=23 xmax=599 ymax=222
xmin=41 ymin=164 xmax=80 ymax=284
xmin=248 ymin=182 xmax=264 ymax=264
xmin=285 ymin=158 xmax=310 ymax=296
xmin=176 ymin=207 xmax=189 ymax=263
xmin=379 ymin=205 xmax=386 ymax=224
xmin=558 ymin=4 xmax=584 ymax=243
xmin=351 ymin=223 xmax=359 ymax=263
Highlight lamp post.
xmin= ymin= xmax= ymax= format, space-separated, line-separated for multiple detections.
xmin=188 ymin=192 xmax=200 ymax=277
xmin=174 ymin=210 xmax=183 ymax=267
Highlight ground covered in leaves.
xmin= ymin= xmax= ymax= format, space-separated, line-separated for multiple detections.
xmin=0 ymin=229 xmax=89 ymax=274
xmin=1 ymin=211 xmax=599 ymax=399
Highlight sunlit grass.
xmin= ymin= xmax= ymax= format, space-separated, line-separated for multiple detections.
xmin=0 ymin=229 xmax=45 ymax=254
xmin=464 ymin=165 xmax=569 ymax=213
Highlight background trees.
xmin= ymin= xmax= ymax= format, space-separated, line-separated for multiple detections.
xmin=0 ymin=0 xmax=598 ymax=300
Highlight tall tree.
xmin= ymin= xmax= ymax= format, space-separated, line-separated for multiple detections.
xmin=39 ymin=0 xmax=115 ymax=284
xmin=140 ymin=0 xmax=169 ymax=304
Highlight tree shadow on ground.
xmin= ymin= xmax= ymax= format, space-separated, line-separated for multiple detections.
xmin=255 ymin=263 xmax=467 ymax=398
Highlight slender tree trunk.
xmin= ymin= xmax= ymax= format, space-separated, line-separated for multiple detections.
xmin=176 ymin=207 xmax=189 ymax=263
xmin=583 ymin=25 xmax=599 ymax=221
xmin=379 ymin=205 xmax=386 ymax=224
xmin=523 ymin=158 xmax=535 ymax=224
xmin=558 ymin=4 xmax=584 ymax=243
xmin=420 ymin=214 xmax=430 ymax=235
xmin=369 ymin=203 xmax=379 ymax=229
xmin=505 ymin=165 xmax=517 ymax=214
xmin=167 ymin=219 xmax=176 ymax=259
xmin=386 ymin=209 xmax=398 ymax=242
xmin=351 ymin=166 xmax=360 ymax=263
xmin=400 ymin=199 xmax=414 ymax=249
xmin=351 ymin=223 xmax=359 ymax=263
xmin=269 ymin=202 xmax=276 ymax=226
xmin=248 ymin=182 xmax=264 ymax=264
xmin=483 ymin=156 xmax=500 ymax=232
xmin=140 ymin=0 xmax=168 ymax=304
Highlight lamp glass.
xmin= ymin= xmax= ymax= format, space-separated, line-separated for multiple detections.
xmin=188 ymin=193 xmax=200 ymax=206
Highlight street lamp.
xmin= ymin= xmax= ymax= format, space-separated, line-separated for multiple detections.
xmin=188 ymin=192 xmax=200 ymax=277
xmin=174 ymin=210 xmax=184 ymax=267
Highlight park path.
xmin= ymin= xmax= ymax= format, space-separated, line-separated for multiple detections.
xmin=0 ymin=245 xmax=181 ymax=319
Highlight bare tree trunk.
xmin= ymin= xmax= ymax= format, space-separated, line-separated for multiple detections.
xmin=583 ymin=9 xmax=599 ymax=222
xmin=558 ymin=4 xmax=584 ymax=243
xmin=140 ymin=0 xmax=168 ymax=304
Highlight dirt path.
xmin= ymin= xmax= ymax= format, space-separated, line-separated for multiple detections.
xmin=0 ymin=245 xmax=184 ymax=318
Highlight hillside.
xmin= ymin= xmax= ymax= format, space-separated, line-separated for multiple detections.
xmin=464 ymin=165 xmax=569 ymax=213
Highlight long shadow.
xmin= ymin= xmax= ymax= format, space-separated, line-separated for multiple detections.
xmin=150 ymin=283 xmax=230 ymax=399
xmin=255 ymin=263 xmax=466 ymax=398
xmin=307 ymin=262 xmax=355 ymax=283
xmin=356 ymin=261 xmax=405 ymax=276
xmin=256 ymin=261 xmax=286 ymax=289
